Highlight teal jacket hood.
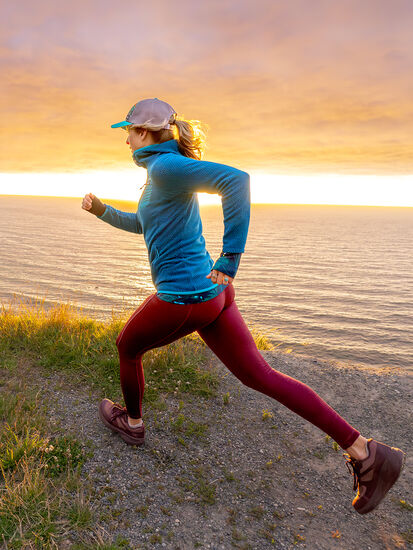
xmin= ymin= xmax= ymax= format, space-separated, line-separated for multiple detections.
xmin=132 ymin=139 xmax=181 ymax=168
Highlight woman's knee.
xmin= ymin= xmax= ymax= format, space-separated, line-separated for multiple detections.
xmin=232 ymin=365 xmax=266 ymax=390
xmin=116 ymin=335 xmax=143 ymax=359
xmin=238 ymin=362 xmax=279 ymax=392
xmin=241 ymin=374 xmax=267 ymax=392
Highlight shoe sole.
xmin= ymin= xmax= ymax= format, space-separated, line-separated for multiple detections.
xmin=355 ymin=448 xmax=406 ymax=515
xmin=99 ymin=404 xmax=145 ymax=446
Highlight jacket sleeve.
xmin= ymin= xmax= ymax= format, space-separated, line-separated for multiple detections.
xmin=211 ymin=252 xmax=242 ymax=279
xmin=97 ymin=204 xmax=143 ymax=234
xmin=152 ymin=155 xmax=250 ymax=254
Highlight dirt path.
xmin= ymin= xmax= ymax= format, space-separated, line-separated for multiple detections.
xmin=13 ymin=350 xmax=413 ymax=549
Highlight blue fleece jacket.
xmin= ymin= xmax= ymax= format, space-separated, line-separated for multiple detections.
xmin=97 ymin=139 xmax=250 ymax=294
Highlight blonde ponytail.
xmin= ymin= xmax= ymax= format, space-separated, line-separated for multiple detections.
xmin=143 ymin=116 xmax=209 ymax=160
xmin=173 ymin=118 xmax=208 ymax=160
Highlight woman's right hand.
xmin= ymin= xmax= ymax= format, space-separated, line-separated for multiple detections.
xmin=82 ymin=193 xmax=106 ymax=217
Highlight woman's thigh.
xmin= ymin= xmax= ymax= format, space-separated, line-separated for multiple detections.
xmin=116 ymin=286 xmax=231 ymax=357
xmin=197 ymin=297 xmax=267 ymax=385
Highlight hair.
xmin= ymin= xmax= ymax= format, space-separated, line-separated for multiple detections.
xmin=128 ymin=117 xmax=209 ymax=160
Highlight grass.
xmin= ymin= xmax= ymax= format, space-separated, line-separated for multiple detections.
xmin=0 ymin=296 xmax=221 ymax=408
xmin=401 ymin=529 xmax=413 ymax=544
xmin=262 ymin=408 xmax=274 ymax=421
xmin=170 ymin=413 xmax=208 ymax=439
xmin=249 ymin=505 xmax=265 ymax=519
xmin=249 ymin=328 xmax=275 ymax=350
xmin=0 ymin=377 xmax=125 ymax=549
xmin=399 ymin=499 xmax=413 ymax=511
xmin=176 ymin=463 xmax=217 ymax=506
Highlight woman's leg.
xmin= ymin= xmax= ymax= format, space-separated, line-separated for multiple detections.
xmin=115 ymin=290 xmax=228 ymax=420
xmin=197 ymin=288 xmax=361 ymax=450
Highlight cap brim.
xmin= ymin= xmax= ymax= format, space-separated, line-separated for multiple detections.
xmin=111 ymin=121 xmax=131 ymax=128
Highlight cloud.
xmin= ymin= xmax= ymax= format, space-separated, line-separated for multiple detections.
xmin=1 ymin=0 xmax=412 ymax=173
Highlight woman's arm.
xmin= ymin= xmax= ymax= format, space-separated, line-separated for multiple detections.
xmin=152 ymin=156 xmax=250 ymax=265
xmin=97 ymin=204 xmax=143 ymax=234
xmin=82 ymin=192 xmax=143 ymax=234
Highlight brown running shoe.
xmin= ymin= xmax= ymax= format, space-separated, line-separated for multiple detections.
xmin=99 ymin=398 xmax=145 ymax=446
xmin=343 ymin=437 xmax=406 ymax=514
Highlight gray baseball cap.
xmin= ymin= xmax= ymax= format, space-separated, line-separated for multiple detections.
xmin=111 ymin=98 xmax=177 ymax=130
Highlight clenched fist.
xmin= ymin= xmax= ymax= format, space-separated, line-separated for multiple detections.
xmin=81 ymin=193 xmax=106 ymax=217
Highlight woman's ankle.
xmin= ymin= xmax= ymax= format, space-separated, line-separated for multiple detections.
xmin=345 ymin=435 xmax=369 ymax=460
xmin=128 ymin=416 xmax=143 ymax=428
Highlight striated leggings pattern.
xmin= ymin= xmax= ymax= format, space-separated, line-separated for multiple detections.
xmin=115 ymin=283 xmax=360 ymax=449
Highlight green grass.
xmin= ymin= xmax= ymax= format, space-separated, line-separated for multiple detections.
xmin=249 ymin=505 xmax=265 ymax=519
xmin=400 ymin=529 xmax=413 ymax=544
xmin=176 ymin=463 xmax=217 ymax=505
xmin=70 ymin=536 xmax=131 ymax=549
xmin=170 ymin=413 xmax=208 ymax=439
xmin=399 ymin=499 xmax=413 ymax=511
xmin=0 ymin=296 xmax=220 ymax=407
xmin=0 ymin=377 xmax=127 ymax=549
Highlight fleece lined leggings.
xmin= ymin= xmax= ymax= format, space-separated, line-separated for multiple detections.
xmin=115 ymin=283 xmax=360 ymax=450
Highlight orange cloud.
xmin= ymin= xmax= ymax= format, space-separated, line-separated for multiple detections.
xmin=1 ymin=0 xmax=412 ymax=174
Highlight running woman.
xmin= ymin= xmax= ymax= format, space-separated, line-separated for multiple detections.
xmin=81 ymin=98 xmax=406 ymax=515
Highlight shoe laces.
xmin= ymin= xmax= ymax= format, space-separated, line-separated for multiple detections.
xmin=110 ymin=403 xmax=127 ymax=422
xmin=343 ymin=452 xmax=361 ymax=492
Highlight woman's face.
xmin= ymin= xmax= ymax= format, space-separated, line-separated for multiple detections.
xmin=125 ymin=127 xmax=154 ymax=152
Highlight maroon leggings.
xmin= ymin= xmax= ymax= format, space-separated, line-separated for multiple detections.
xmin=115 ymin=283 xmax=360 ymax=449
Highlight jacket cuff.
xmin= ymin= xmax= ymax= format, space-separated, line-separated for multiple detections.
xmin=97 ymin=204 xmax=108 ymax=218
xmin=211 ymin=252 xmax=242 ymax=278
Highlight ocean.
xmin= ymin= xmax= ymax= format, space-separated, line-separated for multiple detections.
xmin=1 ymin=195 xmax=412 ymax=373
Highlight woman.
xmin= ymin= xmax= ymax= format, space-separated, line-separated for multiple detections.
xmin=81 ymin=97 xmax=405 ymax=515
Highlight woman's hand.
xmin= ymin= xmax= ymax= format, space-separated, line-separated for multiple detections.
xmin=82 ymin=193 xmax=106 ymax=217
xmin=207 ymin=252 xmax=240 ymax=285
xmin=206 ymin=270 xmax=233 ymax=285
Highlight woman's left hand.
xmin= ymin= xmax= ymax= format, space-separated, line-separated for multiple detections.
xmin=206 ymin=270 xmax=233 ymax=285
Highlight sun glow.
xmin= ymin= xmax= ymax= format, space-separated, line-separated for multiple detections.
xmin=1 ymin=172 xmax=412 ymax=207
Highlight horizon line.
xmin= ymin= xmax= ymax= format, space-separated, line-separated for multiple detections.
xmin=1 ymin=194 xmax=412 ymax=208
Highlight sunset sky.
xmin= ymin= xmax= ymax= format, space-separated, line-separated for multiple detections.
xmin=1 ymin=0 xmax=413 ymax=205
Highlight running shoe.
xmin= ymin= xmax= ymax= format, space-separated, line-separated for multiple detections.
xmin=343 ymin=437 xmax=406 ymax=514
xmin=99 ymin=398 xmax=145 ymax=446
